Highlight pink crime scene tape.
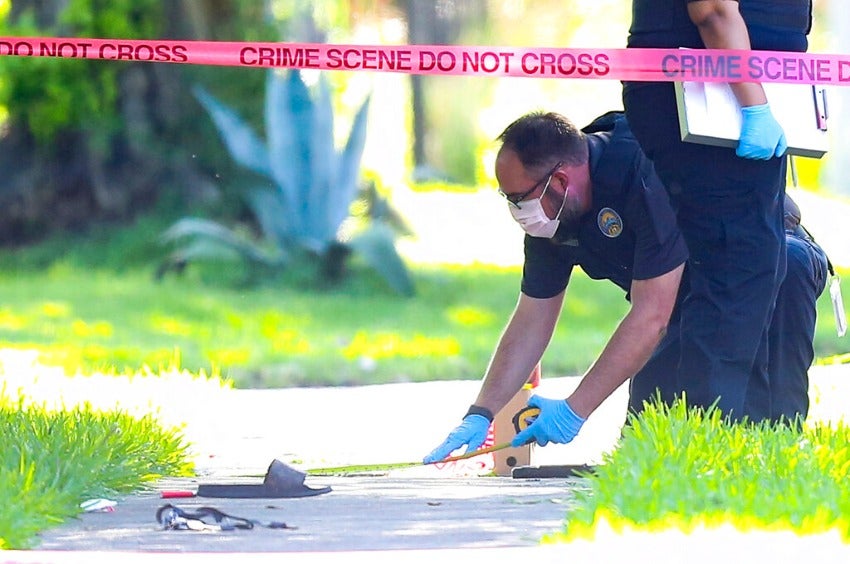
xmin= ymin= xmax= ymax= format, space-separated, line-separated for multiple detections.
xmin=1 ymin=36 xmax=850 ymax=85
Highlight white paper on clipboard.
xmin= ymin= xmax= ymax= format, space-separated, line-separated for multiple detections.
xmin=675 ymin=80 xmax=829 ymax=159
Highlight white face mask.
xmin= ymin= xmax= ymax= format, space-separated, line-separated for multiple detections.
xmin=508 ymin=177 xmax=568 ymax=239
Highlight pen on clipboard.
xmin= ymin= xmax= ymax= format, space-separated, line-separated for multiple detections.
xmin=813 ymin=85 xmax=828 ymax=131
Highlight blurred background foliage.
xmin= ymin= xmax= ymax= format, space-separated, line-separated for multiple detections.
xmin=0 ymin=0 xmax=842 ymax=246
xmin=0 ymin=0 xmax=845 ymax=383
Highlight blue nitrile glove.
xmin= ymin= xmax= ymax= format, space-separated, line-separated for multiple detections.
xmin=511 ymin=395 xmax=586 ymax=448
xmin=737 ymin=103 xmax=787 ymax=160
xmin=423 ymin=414 xmax=490 ymax=464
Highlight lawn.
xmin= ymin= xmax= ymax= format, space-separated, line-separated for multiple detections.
xmin=0 ymin=204 xmax=846 ymax=388
xmin=0 ymin=205 xmax=634 ymax=386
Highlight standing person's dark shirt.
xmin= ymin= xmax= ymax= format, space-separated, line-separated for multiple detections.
xmin=628 ymin=0 xmax=811 ymax=51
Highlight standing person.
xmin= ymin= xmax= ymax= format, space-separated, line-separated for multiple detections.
xmin=623 ymin=0 xmax=813 ymax=422
xmin=423 ymin=111 xmax=688 ymax=463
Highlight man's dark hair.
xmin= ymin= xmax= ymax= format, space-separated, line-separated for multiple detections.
xmin=497 ymin=111 xmax=588 ymax=175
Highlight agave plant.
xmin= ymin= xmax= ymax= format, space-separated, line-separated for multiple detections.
xmin=160 ymin=69 xmax=414 ymax=296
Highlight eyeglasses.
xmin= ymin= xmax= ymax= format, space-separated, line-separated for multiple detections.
xmin=498 ymin=161 xmax=563 ymax=208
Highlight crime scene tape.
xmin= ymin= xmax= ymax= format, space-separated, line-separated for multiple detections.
xmin=2 ymin=36 xmax=850 ymax=85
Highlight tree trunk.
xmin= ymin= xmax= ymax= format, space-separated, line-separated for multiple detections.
xmin=402 ymin=0 xmax=488 ymax=178
xmin=404 ymin=0 xmax=432 ymax=169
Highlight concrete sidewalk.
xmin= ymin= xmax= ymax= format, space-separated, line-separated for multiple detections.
xmin=33 ymin=475 xmax=577 ymax=553
xmin=9 ymin=367 xmax=850 ymax=562
xmin=28 ymin=376 xmax=622 ymax=555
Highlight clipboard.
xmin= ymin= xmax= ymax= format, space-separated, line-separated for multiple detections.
xmin=675 ymin=80 xmax=829 ymax=158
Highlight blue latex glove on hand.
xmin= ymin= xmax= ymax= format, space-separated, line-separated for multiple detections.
xmin=737 ymin=103 xmax=787 ymax=160
xmin=423 ymin=414 xmax=490 ymax=464
xmin=511 ymin=395 xmax=585 ymax=448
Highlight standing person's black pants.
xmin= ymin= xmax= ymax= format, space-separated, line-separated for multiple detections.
xmin=624 ymin=82 xmax=787 ymax=422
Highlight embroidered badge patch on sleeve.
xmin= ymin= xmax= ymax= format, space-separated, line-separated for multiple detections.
xmin=597 ymin=208 xmax=623 ymax=238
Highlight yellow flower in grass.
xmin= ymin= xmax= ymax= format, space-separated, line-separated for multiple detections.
xmin=447 ymin=306 xmax=494 ymax=327
xmin=341 ymin=332 xmax=460 ymax=360
xmin=207 ymin=347 xmax=251 ymax=367
xmin=40 ymin=301 xmax=70 ymax=318
xmin=0 ymin=308 xmax=26 ymax=330
xmin=71 ymin=320 xmax=113 ymax=338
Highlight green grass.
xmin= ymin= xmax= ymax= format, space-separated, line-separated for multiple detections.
xmin=0 ymin=387 xmax=193 ymax=549
xmin=0 ymin=213 xmax=632 ymax=386
xmin=0 ymin=213 xmax=845 ymax=387
xmin=0 ymin=264 xmax=539 ymax=385
xmin=546 ymin=400 xmax=850 ymax=542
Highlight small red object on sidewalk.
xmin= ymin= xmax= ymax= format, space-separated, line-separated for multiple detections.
xmin=161 ymin=490 xmax=196 ymax=499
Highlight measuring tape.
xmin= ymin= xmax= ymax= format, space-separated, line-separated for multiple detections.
xmin=307 ymin=406 xmax=540 ymax=476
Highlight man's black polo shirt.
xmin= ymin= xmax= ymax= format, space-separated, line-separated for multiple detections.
xmin=520 ymin=114 xmax=689 ymax=300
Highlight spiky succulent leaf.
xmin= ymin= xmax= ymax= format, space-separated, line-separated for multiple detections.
xmin=330 ymin=95 xmax=371 ymax=236
xmin=245 ymin=186 xmax=293 ymax=249
xmin=266 ymin=70 xmax=314 ymax=224
xmin=161 ymin=218 xmax=284 ymax=267
xmin=164 ymin=239 xmax=243 ymax=264
xmin=307 ymin=74 xmax=337 ymax=244
xmin=348 ymin=222 xmax=415 ymax=297
xmin=192 ymin=86 xmax=272 ymax=179
xmin=265 ymin=71 xmax=299 ymax=227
